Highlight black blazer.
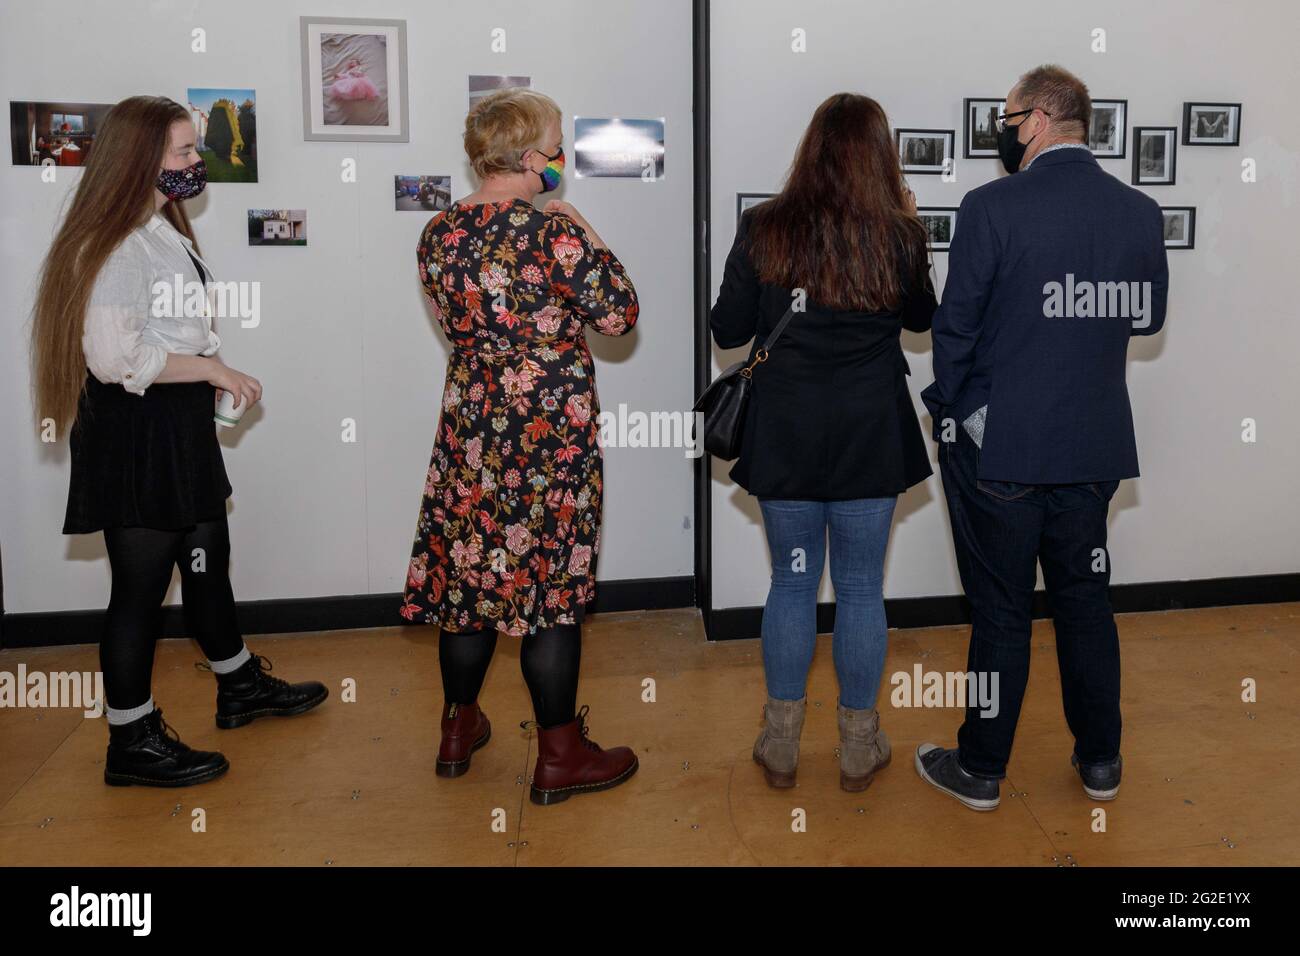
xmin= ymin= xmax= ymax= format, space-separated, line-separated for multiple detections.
xmin=919 ymin=147 xmax=1168 ymax=483
xmin=709 ymin=208 xmax=937 ymax=500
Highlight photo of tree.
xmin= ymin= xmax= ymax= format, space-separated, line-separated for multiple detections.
xmin=187 ymin=87 xmax=258 ymax=182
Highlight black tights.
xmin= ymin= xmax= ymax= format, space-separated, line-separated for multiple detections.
xmin=101 ymin=517 xmax=245 ymax=711
xmin=439 ymin=622 xmax=581 ymax=729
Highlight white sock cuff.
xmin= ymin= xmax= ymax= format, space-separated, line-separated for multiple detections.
xmin=106 ymin=698 xmax=156 ymax=726
xmin=208 ymin=646 xmax=252 ymax=674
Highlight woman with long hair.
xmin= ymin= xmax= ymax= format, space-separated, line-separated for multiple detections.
xmin=400 ymin=88 xmax=640 ymax=804
xmin=29 ymin=95 xmax=326 ymax=788
xmin=710 ymin=93 xmax=937 ymax=792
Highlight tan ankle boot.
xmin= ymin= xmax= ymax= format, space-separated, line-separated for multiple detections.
xmin=838 ymin=703 xmax=891 ymax=791
xmin=752 ymin=695 xmax=806 ymax=788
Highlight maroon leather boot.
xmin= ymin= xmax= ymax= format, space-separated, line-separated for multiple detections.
xmin=436 ymin=701 xmax=491 ymax=777
xmin=526 ymin=704 xmax=638 ymax=805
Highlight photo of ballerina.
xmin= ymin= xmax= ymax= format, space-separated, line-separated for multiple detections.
xmin=299 ymin=16 xmax=408 ymax=142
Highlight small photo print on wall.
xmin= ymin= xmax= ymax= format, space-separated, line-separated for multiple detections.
xmin=1132 ymin=127 xmax=1177 ymax=185
xmin=1183 ymin=102 xmax=1241 ymax=145
xmin=1160 ymin=206 xmax=1195 ymax=249
xmin=963 ymin=99 xmax=1004 ymax=158
xmin=896 ymin=129 xmax=954 ymax=175
xmin=1088 ymin=99 xmax=1127 ymax=158
xmin=395 ymin=175 xmax=451 ymax=212
xmin=469 ymin=75 xmax=530 ymax=109
xmin=248 ymin=209 xmax=307 ymax=246
xmin=187 ymin=89 xmax=257 ymax=183
xmin=573 ymin=117 xmax=665 ymax=179
xmin=736 ymin=192 xmax=773 ymax=228
xmin=917 ymin=207 xmax=958 ymax=251
xmin=9 ymin=100 xmax=112 ymax=166
xmin=300 ymin=16 xmax=408 ymax=142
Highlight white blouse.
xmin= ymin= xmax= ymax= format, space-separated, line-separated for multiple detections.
xmin=83 ymin=213 xmax=220 ymax=395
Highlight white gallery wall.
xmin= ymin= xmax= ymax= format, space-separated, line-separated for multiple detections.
xmin=709 ymin=0 xmax=1300 ymax=615
xmin=1 ymin=0 xmax=696 ymax=616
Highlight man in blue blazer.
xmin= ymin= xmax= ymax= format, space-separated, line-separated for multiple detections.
xmin=916 ymin=65 xmax=1168 ymax=811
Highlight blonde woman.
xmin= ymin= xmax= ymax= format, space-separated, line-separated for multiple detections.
xmin=30 ymin=95 xmax=326 ymax=788
xmin=400 ymin=88 xmax=640 ymax=804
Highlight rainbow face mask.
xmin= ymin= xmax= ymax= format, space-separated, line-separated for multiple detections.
xmin=531 ymin=145 xmax=565 ymax=192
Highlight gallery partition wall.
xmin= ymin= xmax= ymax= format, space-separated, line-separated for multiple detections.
xmin=696 ymin=0 xmax=1300 ymax=639
xmin=1 ymin=0 xmax=697 ymax=647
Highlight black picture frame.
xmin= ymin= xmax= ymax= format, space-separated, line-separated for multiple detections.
xmin=895 ymin=128 xmax=954 ymax=175
xmin=916 ymin=206 xmax=959 ymax=251
xmin=735 ymin=192 xmax=773 ymax=229
xmin=1160 ymin=206 xmax=1196 ymax=250
xmin=962 ymin=98 xmax=1004 ymax=158
xmin=1132 ymin=126 xmax=1177 ymax=186
xmin=1088 ymin=99 xmax=1128 ymax=159
xmin=1182 ymin=102 xmax=1241 ymax=146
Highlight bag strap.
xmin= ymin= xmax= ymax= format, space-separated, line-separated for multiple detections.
xmin=742 ymin=303 xmax=798 ymax=378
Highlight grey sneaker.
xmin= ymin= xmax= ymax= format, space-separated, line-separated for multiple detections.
xmin=1071 ymin=753 xmax=1121 ymax=800
xmin=914 ymin=743 xmax=1000 ymax=811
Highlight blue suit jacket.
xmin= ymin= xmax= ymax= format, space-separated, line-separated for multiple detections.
xmin=920 ymin=146 xmax=1168 ymax=483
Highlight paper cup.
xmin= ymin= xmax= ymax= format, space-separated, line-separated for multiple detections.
xmin=214 ymin=390 xmax=247 ymax=428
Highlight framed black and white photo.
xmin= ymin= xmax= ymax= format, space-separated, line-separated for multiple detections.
xmin=736 ymin=192 xmax=773 ymax=226
xmin=1183 ymin=102 xmax=1241 ymax=146
xmin=896 ymin=128 xmax=954 ymax=175
xmin=1088 ymin=99 xmax=1127 ymax=158
xmin=917 ymin=207 xmax=958 ymax=251
xmin=1160 ymin=206 xmax=1196 ymax=250
xmin=1132 ymin=127 xmax=1177 ymax=185
xmin=299 ymin=16 xmax=409 ymax=142
xmin=963 ymin=98 xmax=1004 ymax=158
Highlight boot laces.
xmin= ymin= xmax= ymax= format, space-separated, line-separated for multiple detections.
xmin=576 ymin=704 xmax=601 ymax=752
xmin=151 ymin=710 xmax=187 ymax=749
xmin=249 ymin=654 xmax=291 ymax=692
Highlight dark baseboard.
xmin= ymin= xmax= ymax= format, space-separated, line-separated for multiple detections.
xmin=703 ymin=572 xmax=1300 ymax=641
xmin=0 ymin=575 xmax=696 ymax=650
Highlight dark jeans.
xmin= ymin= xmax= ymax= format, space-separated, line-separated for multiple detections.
xmin=939 ymin=427 xmax=1122 ymax=778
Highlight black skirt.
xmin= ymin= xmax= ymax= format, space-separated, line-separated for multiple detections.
xmin=63 ymin=373 xmax=232 ymax=534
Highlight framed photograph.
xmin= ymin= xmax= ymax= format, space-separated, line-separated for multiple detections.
xmin=573 ymin=117 xmax=665 ymax=179
xmin=469 ymin=75 xmax=530 ymax=110
xmin=395 ymin=175 xmax=451 ymax=212
xmin=1088 ymin=99 xmax=1127 ymax=158
xmin=300 ymin=16 xmax=408 ymax=142
xmin=1132 ymin=127 xmax=1177 ymax=186
xmin=917 ymin=207 xmax=958 ymax=251
xmin=9 ymin=100 xmax=112 ymax=166
xmin=896 ymin=128 xmax=954 ymax=175
xmin=187 ymin=88 xmax=257 ymax=182
xmin=963 ymin=98 xmax=1004 ymax=158
xmin=736 ymin=192 xmax=773 ymax=226
xmin=1160 ymin=206 xmax=1195 ymax=250
xmin=248 ymin=209 xmax=307 ymax=246
xmin=1182 ymin=102 xmax=1241 ymax=146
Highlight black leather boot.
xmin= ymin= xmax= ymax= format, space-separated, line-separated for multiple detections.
xmin=104 ymin=708 xmax=229 ymax=788
xmin=215 ymin=653 xmax=329 ymax=729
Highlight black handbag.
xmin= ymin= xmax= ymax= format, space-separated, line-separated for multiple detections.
xmin=692 ymin=304 xmax=798 ymax=461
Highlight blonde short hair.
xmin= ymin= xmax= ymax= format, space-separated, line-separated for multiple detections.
xmin=464 ymin=88 xmax=562 ymax=179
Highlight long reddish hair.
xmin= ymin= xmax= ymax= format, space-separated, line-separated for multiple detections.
xmin=29 ymin=95 xmax=199 ymax=432
xmin=747 ymin=92 xmax=928 ymax=313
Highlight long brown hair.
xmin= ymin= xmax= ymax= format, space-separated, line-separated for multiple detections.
xmin=747 ymin=92 xmax=928 ymax=313
xmin=30 ymin=95 xmax=199 ymax=432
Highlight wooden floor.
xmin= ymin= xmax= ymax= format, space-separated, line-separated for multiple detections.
xmin=2 ymin=602 xmax=1297 ymax=866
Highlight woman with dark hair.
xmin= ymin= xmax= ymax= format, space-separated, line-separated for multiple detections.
xmin=710 ymin=92 xmax=937 ymax=792
xmin=29 ymin=95 xmax=326 ymax=788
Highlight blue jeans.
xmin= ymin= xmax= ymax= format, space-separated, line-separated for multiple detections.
xmin=757 ymin=497 xmax=898 ymax=709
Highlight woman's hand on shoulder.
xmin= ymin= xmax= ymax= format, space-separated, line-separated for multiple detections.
xmin=544 ymin=200 xmax=606 ymax=249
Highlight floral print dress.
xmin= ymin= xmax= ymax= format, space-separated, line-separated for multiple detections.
xmin=400 ymin=197 xmax=639 ymax=636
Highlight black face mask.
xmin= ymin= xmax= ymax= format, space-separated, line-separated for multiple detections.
xmin=997 ymin=119 xmax=1039 ymax=175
